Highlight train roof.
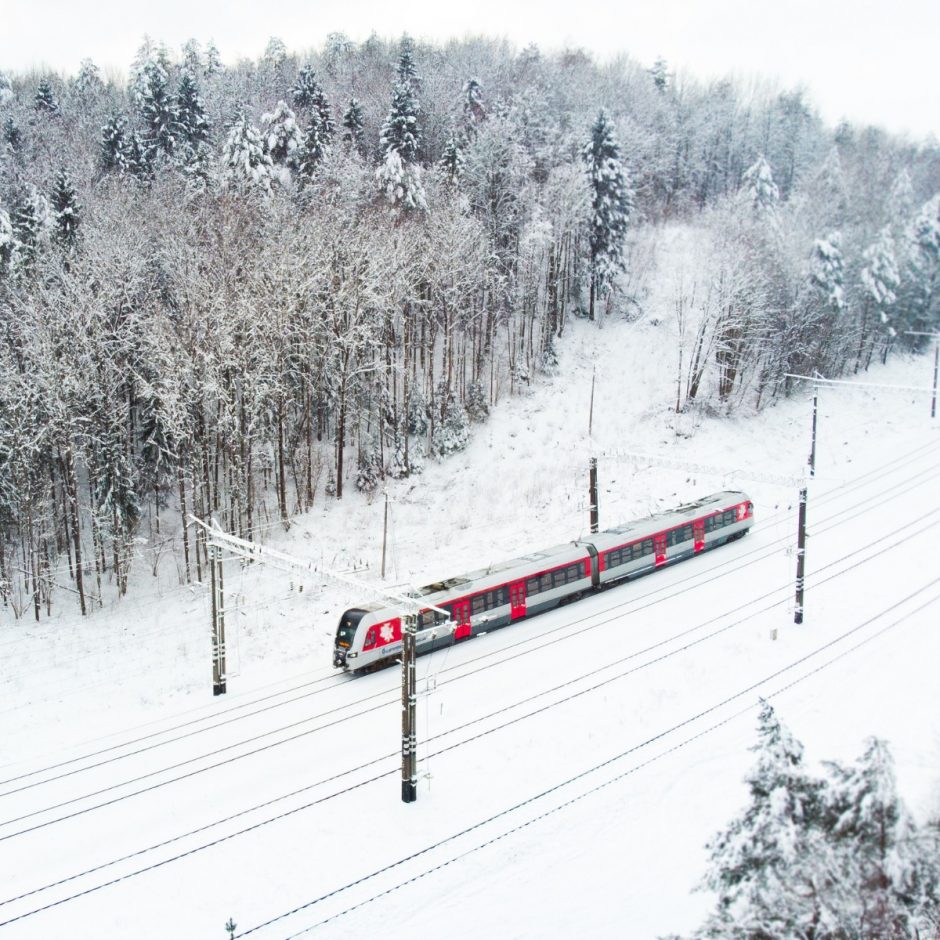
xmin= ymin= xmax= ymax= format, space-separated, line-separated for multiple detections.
xmin=344 ymin=491 xmax=750 ymax=616
xmin=591 ymin=490 xmax=750 ymax=542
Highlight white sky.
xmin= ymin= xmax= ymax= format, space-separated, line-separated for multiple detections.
xmin=2 ymin=0 xmax=938 ymax=141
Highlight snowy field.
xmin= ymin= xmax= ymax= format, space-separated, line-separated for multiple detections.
xmin=1 ymin=254 xmax=939 ymax=938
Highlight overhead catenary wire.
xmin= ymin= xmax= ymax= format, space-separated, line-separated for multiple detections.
xmin=234 ymin=579 xmax=940 ymax=939
xmin=2 ymin=462 xmax=938 ymax=826
xmin=5 ymin=575 xmax=936 ymax=934
xmin=2 ymin=515 xmax=936 ymax=919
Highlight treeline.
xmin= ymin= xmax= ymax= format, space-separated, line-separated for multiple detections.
xmin=0 ymin=34 xmax=938 ymax=618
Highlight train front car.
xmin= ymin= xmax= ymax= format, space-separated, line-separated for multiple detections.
xmin=333 ymin=608 xmax=367 ymax=668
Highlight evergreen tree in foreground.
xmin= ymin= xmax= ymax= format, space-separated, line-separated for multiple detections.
xmin=681 ymin=705 xmax=940 ymax=940
xmin=583 ymin=110 xmax=633 ymax=319
xmin=695 ymin=701 xmax=833 ymax=938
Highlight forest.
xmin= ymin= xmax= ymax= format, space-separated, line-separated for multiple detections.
xmin=0 ymin=33 xmax=939 ymax=619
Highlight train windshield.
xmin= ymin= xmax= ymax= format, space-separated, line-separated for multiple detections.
xmin=336 ymin=609 xmax=366 ymax=648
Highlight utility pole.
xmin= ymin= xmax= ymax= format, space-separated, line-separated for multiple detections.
xmin=809 ymin=386 xmax=818 ymax=478
xmin=189 ymin=517 xmax=449 ymax=803
xmin=210 ymin=542 xmax=227 ymax=695
xmin=589 ymin=458 xmax=599 ymax=533
xmin=381 ymin=491 xmax=389 ymax=580
xmin=933 ymin=343 xmax=939 ymax=420
xmin=794 ymin=486 xmax=807 ymax=625
xmin=588 ymin=366 xmax=596 ymax=437
xmin=401 ymin=612 xmax=417 ymax=803
xmin=904 ymin=332 xmax=940 ymax=419
xmin=794 ymin=387 xmax=816 ymax=626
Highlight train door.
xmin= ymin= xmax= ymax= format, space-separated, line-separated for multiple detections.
xmin=693 ymin=519 xmax=705 ymax=553
xmin=452 ymin=600 xmax=471 ymax=640
xmin=654 ymin=533 xmax=667 ymax=567
xmin=509 ymin=581 xmax=526 ymax=620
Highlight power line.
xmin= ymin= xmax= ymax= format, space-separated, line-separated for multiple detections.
xmin=3 ymin=515 xmax=935 ymax=920
xmin=237 ymin=580 xmax=940 ymax=938
xmin=3 ymin=465 xmax=937 ymax=832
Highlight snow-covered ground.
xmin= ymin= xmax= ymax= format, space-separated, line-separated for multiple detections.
xmin=2 ymin=237 xmax=939 ymax=939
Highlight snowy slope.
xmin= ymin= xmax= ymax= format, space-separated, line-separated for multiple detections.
xmin=1 ymin=228 xmax=939 ymax=939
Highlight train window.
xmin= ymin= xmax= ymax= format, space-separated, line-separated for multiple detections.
xmin=540 ymin=573 xmax=553 ymax=592
xmin=643 ymin=539 xmax=654 ymax=555
xmin=666 ymin=530 xmax=677 ymax=547
xmin=496 ymin=587 xmax=509 ymax=607
xmin=472 ymin=595 xmax=485 ymax=615
xmin=723 ymin=510 xmax=736 ymax=526
xmin=526 ymin=577 xmax=540 ymax=595
xmin=418 ymin=611 xmax=432 ymax=629
xmin=552 ymin=569 xmax=565 ymax=587
xmin=682 ymin=525 xmax=693 ymax=542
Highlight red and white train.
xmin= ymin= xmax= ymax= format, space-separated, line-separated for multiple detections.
xmin=333 ymin=490 xmax=754 ymax=671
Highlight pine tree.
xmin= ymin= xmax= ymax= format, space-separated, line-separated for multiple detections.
xmin=342 ymin=98 xmax=365 ymax=152
xmin=136 ymin=59 xmax=177 ymax=160
xmin=204 ymin=41 xmax=223 ymax=77
xmin=407 ymin=388 xmax=429 ymax=436
xmin=377 ymin=80 xmax=426 ymax=210
xmin=649 ymin=57 xmax=669 ymax=92
xmin=860 ymin=226 xmax=901 ymax=363
xmin=51 ymin=169 xmax=81 ymax=249
xmin=175 ymin=73 xmax=211 ymax=151
xmin=298 ymin=110 xmax=332 ymax=178
xmin=311 ymin=85 xmax=334 ymax=141
xmin=124 ymin=130 xmax=153 ymax=180
xmin=463 ymin=78 xmax=485 ymax=135
xmin=810 ymin=231 xmax=846 ymax=312
xmin=466 ymin=380 xmax=489 ymax=422
xmin=381 ymin=82 xmax=421 ymax=164
xmin=101 ymin=114 xmax=129 ymax=173
xmin=823 ymin=738 xmax=933 ymax=938
xmin=355 ymin=441 xmax=382 ymax=494
xmin=439 ymin=134 xmax=464 ymax=186
xmin=431 ymin=391 xmax=470 ymax=456
xmin=34 ymin=78 xmax=59 ymax=114
xmin=3 ymin=117 xmax=22 ymax=152
xmin=181 ymin=39 xmax=202 ymax=77
xmin=74 ymin=59 xmax=103 ymax=98
xmin=221 ymin=112 xmax=273 ymax=193
xmin=0 ymin=203 xmax=13 ymax=278
xmin=11 ymin=189 xmax=46 ymax=272
xmin=0 ymin=71 xmax=13 ymax=106
xmin=291 ymin=65 xmax=320 ymax=111
xmin=262 ymin=100 xmax=302 ymax=169
xmin=902 ymin=195 xmax=940 ymax=334
xmin=696 ymin=702 xmax=833 ymax=939
xmin=742 ymin=154 xmax=780 ymax=218
xmin=397 ymin=35 xmax=420 ymax=89
xmin=583 ymin=110 xmax=633 ymax=319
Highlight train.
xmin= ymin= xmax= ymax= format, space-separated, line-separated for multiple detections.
xmin=333 ymin=490 xmax=754 ymax=672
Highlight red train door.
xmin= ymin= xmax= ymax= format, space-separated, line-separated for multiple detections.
xmin=509 ymin=581 xmax=526 ymax=620
xmin=452 ymin=600 xmax=471 ymax=640
xmin=693 ymin=520 xmax=705 ymax=553
xmin=654 ymin=533 xmax=667 ymax=567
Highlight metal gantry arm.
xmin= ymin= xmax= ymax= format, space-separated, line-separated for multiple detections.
xmin=189 ymin=515 xmax=445 ymax=805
